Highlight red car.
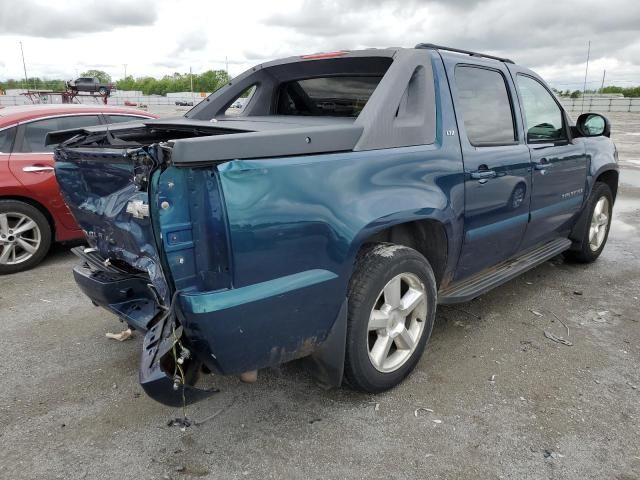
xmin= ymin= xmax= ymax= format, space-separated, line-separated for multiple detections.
xmin=0 ymin=104 xmax=158 ymax=274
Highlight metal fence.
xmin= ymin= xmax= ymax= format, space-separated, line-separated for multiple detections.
xmin=3 ymin=91 xmax=640 ymax=114
xmin=0 ymin=94 xmax=206 ymax=108
xmin=560 ymin=97 xmax=640 ymax=113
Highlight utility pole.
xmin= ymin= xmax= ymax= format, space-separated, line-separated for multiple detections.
xmin=19 ymin=41 xmax=29 ymax=91
xmin=581 ymin=40 xmax=591 ymax=112
xmin=190 ymin=66 xmax=194 ymax=104
xmin=600 ymin=69 xmax=606 ymax=93
xmin=123 ymin=64 xmax=127 ymax=80
xmin=225 ymin=56 xmax=229 ymax=75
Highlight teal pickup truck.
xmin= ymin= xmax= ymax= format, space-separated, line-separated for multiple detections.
xmin=53 ymin=44 xmax=618 ymax=406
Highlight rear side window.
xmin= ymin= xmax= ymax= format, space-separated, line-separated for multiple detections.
xmin=19 ymin=115 xmax=101 ymax=152
xmin=276 ymin=76 xmax=382 ymax=117
xmin=516 ymin=75 xmax=565 ymax=142
xmin=455 ymin=66 xmax=516 ymax=146
xmin=0 ymin=127 xmax=16 ymax=153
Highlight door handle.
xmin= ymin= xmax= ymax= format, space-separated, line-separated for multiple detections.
xmin=471 ymin=170 xmax=497 ymax=180
xmin=22 ymin=165 xmax=54 ymax=173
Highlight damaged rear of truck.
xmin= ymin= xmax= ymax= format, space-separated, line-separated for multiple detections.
xmin=53 ymin=48 xmax=463 ymax=405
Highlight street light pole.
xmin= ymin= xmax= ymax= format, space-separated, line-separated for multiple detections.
xmin=581 ymin=40 xmax=591 ymax=112
xmin=19 ymin=41 xmax=30 ymax=91
xmin=190 ymin=67 xmax=194 ymax=105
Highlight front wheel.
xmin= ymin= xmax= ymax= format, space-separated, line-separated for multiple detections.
xmin=344 ymin=243 xmax=437 ymax=393
xmin=565 ymin=182 xmax=613 ymax=263
xmin=0 ymin=200 xmax=52 ymax=274
xmin=98 ymin=87 xmax=108 ymax=95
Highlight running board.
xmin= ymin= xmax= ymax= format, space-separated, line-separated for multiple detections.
xmin=438 ymin=238 xmax=572 ymax=304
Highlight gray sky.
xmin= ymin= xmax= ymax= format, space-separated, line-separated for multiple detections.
xmin=1 ymin=0 xmax=639 ymax=89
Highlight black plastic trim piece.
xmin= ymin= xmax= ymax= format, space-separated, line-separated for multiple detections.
xmin=416 ymin=43 xmax=515 ymax=64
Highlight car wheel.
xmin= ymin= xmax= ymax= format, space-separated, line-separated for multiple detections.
xmin=0 ymin=200 xmax=52 ymax=274
xmin=565 ymin=182 xmax=613 ymax=263
xmin=344 ymin=243 xmax=437 ymax=393
xmin=98 ymin=87 xmax=108 ymax=95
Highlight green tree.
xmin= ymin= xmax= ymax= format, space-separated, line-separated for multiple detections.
xmin=80 ymin=70 xmax=112 ymax=83
xmin=570 ymin=90 xmax=582 ymax=99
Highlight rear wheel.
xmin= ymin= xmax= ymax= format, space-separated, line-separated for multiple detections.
xmin=98 ymin=87 xmax=108 ymax=95
xmin=344 ymin=243 xmax=437 ymax=393
xmin=0 ymin=200 xmax=52 ymax=274
xmin=565 ymin=182 xmax=613 ymax=263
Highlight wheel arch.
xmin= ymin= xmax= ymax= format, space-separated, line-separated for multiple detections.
xmin=352 ymin=218 xmax=450 ymax=289
xmin=594 ymin=169 xmax=619 ymax=201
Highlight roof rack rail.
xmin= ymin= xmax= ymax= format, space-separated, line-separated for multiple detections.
xmin=415 ymin=43 xmax=514 ymax=64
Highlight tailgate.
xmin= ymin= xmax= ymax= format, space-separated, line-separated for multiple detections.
xmin=55 ymin=142 xmax=171 ymax=305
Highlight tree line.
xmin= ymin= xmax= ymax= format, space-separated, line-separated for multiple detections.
xmin=0 ymin=69 xmax=231 ymax=96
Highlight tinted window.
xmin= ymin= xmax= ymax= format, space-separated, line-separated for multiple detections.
xmin=276 ymin=76 xmax=382 ymax=117
xmin=105 ymin=115 xmax=146 ymax=123
xmin=517 ymin=75 xmax=565 ymax=142
xmin=20 ymin=115 xmax=101 ymax=152
xmin=455 ymin=66 xmax=516 ymax=145
xmin=0 ymin=127 xmax=16 ymax=153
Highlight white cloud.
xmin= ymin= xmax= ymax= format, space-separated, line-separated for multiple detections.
xmin=0 ymin=0 xmax=638 ymax=88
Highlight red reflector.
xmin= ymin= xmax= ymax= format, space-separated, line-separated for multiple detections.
xmin=301 ymin=51 xmax=348 ymax=60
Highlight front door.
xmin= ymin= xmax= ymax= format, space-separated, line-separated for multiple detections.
xmin=509 ymin=70 xmax=588 ymax=249
xmin=446 ymin=61 xmax=532 ymax=280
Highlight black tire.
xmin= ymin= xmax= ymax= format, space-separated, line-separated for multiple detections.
xmin=565 ymin=182 xmax=613 ymax=263
xmin=344 ymin=243 xmax=437 ymax=393
xmin=0 ymin=200 xmax=52 ymax=274
xmin=98 ymin=87 xmax=108 ymax=96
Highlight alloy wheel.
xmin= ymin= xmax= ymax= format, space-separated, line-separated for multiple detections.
xmin=589 ymin=196 xmax=610 ymax=251
xmin=0 ymin=212 xmax=42 ymax=265
xmin=367 ymin=272 xmax=428 ymax=373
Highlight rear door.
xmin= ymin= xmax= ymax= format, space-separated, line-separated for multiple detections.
xmin=9 ymin=114 xmax=103 ymax=231
xmin=444 ymin=58 xmax=532 ymax=280
xmin=508 ymin=68 xmax=588 ymax=248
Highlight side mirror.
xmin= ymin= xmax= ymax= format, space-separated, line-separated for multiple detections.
xmin=576 ymin=113 xmax=610 ymax=138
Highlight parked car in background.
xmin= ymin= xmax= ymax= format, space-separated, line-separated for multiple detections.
xmin=0 ymin=104 xmax=157 ymax=274
xmin=175 ymin=100 xmax=194 ymax=106
xmin=66 ymin=77 xmax=115 ymax=96
xmin=54 ymin=45 xmax=618 ymax=406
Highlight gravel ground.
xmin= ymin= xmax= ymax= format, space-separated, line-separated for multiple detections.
xmin=0 ymin=112 xmax=639 ymax=480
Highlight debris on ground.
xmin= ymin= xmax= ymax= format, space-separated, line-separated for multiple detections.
xmin=105 ymin=328 xmax=133 ymax=342
xmin=573 ymin=290 xmax=583 ymax=296
xmin=414 ymin=407 xmax=434 ymax=417
xmin=543 ymin=449 xmax=565 ymax=460
xmin=628 ymin=382 xmax=638 ymax=390
xmin=167 ymin=417 xmax=191 ymax=430
xmin=545 ymin=309 xmax=570 ymax=337
xmin=432 ymin=419 xmax=442 ymax=424
xmin=489 ymin=374 xmax=496 ymax=382
xmin=529 ymin=309 xmax=544 ymax=317
xmin=368 ymin=401 xmax=380 ymax=411
xmin=544 ymin=330 xmax=573 ymax=346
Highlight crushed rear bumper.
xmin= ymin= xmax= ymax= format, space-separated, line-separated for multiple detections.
xmin=72 ymin=247 xmax=217 ymax=406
